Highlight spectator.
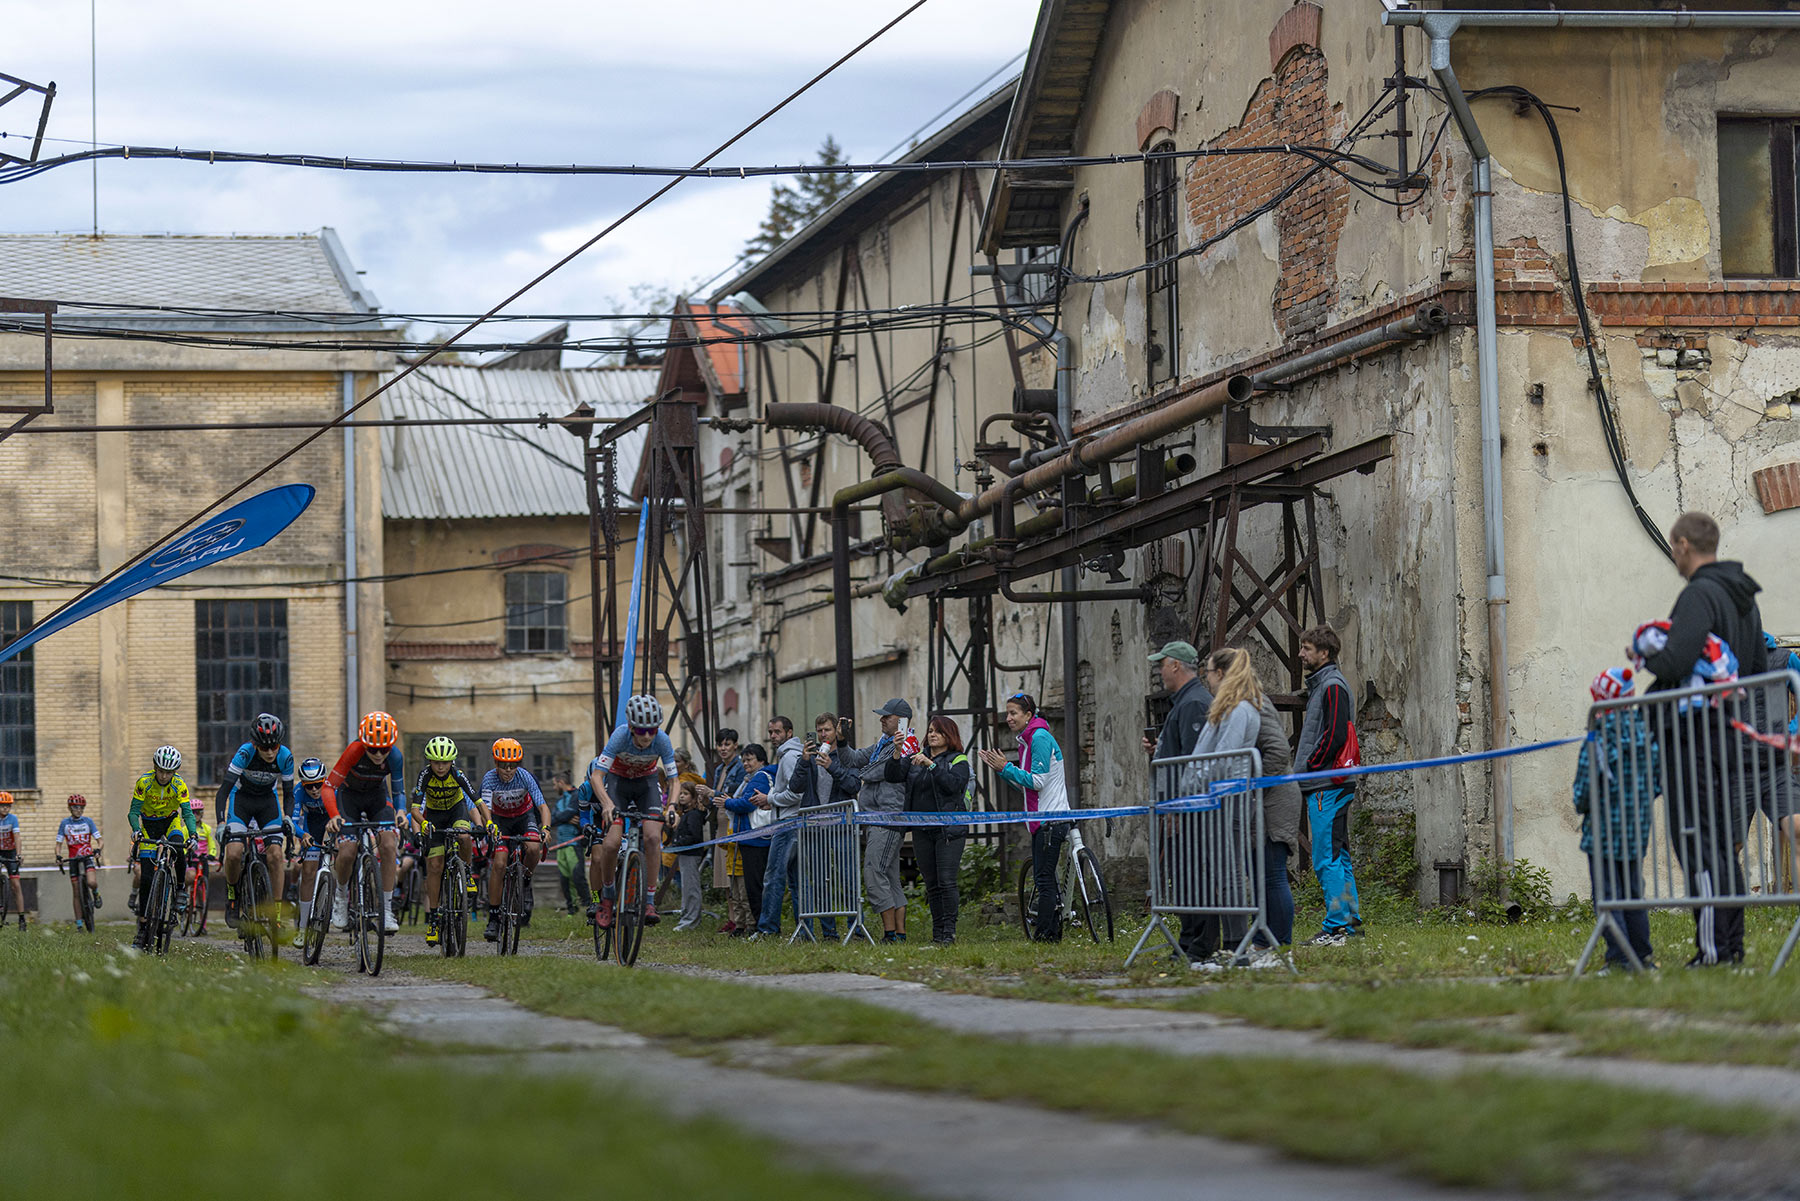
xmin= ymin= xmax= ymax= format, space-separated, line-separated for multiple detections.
xmin=837 ymin=699 xmax=914 ymax=942
xmin=721 ymin=743 xmax=773 ymax=935
xmin=789 ymin=711 xmax=858 ymax=940
xmin=1143 ymin=640 xmax=1213 ymax=759
xmin=1295 ymin=625 xmax=1362 ymax=947
xmin=1180 ymin=648 xmax=1267 ymax=969
xmin=981 ymin=693 xmax=1068 ymax=942
xmin=713 ymin=728 xmax=746 ymax=798
xmin=752 ymin=717 xmax=808 ymax=938
xmin=1573 ymin=666 xmax=1659 ymax=971
xmin=710 ymin=727 xmax=746 ymax=897
xmin=548 ymin=772 xmax=591 ymax=914
xmin=1759 ymin=632 xmax=1800 ymax=888
xmin=887 ymin=715 xmax=973 ymax=945
xmin=1638 ymin=511 xmax=1767 ymax=968
xmin=1251 ymin=690 xmax=1301 ymax=957
xmin=668 ymin=779 xmax=710 ymax=931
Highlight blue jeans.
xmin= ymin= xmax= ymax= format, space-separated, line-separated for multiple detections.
xmin=757 ymin=825 xmax=798 ymax=935
xmin=1254 ymin=838 xmax=1295 ymax=948
xmin=1306 ymin=788 xmax=1360 ymax=933
xmin=1588 ymin=853 xmax=1653 ymax=968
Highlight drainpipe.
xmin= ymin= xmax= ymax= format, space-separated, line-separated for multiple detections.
xmin=342 ymin=372 xmax=360 ymax=740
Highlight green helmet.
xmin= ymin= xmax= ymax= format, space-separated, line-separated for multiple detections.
xmin=424 ymin=736 xmax=458 ymax=763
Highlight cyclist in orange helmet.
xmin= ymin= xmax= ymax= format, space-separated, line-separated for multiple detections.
xmin=479 ymin=738 xmax=551 ymax=943
xmin=321 ymin=712 xmax=405 ymax=934
xmin=0 ymin=791 xmax=23 ymax=929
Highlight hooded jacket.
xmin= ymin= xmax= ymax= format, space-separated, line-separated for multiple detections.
xmin=763 ymin=736 xmax=809 ymax=818
xmin=835 ymin=733 xmax=908 ymax=815
xmin=1643 ymin=560 xmax=1768 ymax=691
xmin=1294 ymin=661 xmax=1357 ymax=794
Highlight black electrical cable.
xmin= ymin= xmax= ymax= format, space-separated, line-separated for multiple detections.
xmin=1469 ymin=85 xmax=1673 ymax=562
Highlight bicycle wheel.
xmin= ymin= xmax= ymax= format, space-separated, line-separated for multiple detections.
xmin=192 ymin=873 xmax=208 ymax=936
xmin=404 ymin=865 xmax=424 ymax=926
xmin=0 ymin=871 xmax=9 ymax=925
xmin=616 ymin=848 xmax=645 ymax=967
xmin=496 ymin=861 xmax=519 ymax=956
xmin=442 ymin=856 xmax=468 ymax=958
xmin=358 ymin=854 xmax=385 ymax=976
xmin=1016 ymin=859 xmax=1037 ymax=940
xmin=303 ymin=870 xmax=333 ymax=965
xmin=148 ymin=865 xmax=175 ymax=955
xmin=80 ymin=876 xmax=97 ymax=934
xmin=1072 ymin=847 xmax=1114 ymax=944
xmin=250 ymin=859 xmax=276 ymax=960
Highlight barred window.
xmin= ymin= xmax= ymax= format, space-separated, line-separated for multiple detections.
xmin=195 ymin=600 xmax=289 ymax=787
xmin=1015 ymin=242 xmax=1061 ymax=308
xmin=0 ymin=602 xmax=35 ymax=791
xmin=1144 ymin=139 xmax=1181 ymax=390
xmin=505 ymin=572 xmax=567 ymax=653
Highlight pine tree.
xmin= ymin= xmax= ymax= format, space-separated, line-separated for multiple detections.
xmin=745 ymin=135 xmax=855 ymax=257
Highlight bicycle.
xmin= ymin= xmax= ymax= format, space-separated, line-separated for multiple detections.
xmin=336 ymin=820 xmax=391 ymax=976
xmin=398 ymin=859 xmax=425 ymax=928
xmin=436 ymin=841 xmax=471 ymax=958
xmin=135 ymin=832 xmax=188 ymax=955
xmin=301 ymin=840 xmax=335 ymax=965
xmin=0 ymin=858 xmax=13 ymax=927
xmin=1016 ymin=822 xmax=1114 ymax=943
xmin=63 ymin=854 xmax=101 ymax=933
xmin=225 ymin=828 xmax=282 ymax=960
xmin=490 ymin=833 xmax=533 ymax=957
xmin=180 ymin=855 xmax=210 ymax=937
xmin=590 ymin=811 xmax=649 ymax=967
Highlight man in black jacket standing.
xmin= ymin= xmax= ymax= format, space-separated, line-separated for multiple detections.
xmin=1640 ymin=511 xmax=1768 ymax=967
xmin=1142 ymin=641 xmax=1219 ymax=962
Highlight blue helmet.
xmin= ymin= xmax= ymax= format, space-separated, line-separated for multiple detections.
xmin=298 ymin=757 xmax=326 ymax=783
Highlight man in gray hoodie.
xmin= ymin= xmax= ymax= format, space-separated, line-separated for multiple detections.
xmin=835 ymin=699 xmax=912 ymax=941
xmin=753 ymin=717 xmax=808 ymax=937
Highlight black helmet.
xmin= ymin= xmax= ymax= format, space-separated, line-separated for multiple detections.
xmin=251 ymin=712 xmax=284 ymax=749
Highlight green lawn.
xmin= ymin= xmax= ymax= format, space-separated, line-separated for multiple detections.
xmin=0 ymin=927 xmax=906 ymax=1201
xmin=399 ymin=951 xmax=1796 ymax=1194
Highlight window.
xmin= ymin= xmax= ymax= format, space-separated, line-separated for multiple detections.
xmin=195 ymin=600 xmax=289 ymax=787
xmin=505 ymin=572 xmax=567 ymax=653
xmin=1 ymin=603 xmax=34 ymax=791
xmin=1015 ymin=242 xmax=1061 ymax=308
xmin=1144 ymin=139 xmax=1181 ymax=389
xmin=1719 ymin=117 xmax=1798 ymax=278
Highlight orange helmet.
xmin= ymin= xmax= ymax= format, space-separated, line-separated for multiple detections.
xmin=492 ymin=737 xmax=523 ymax=764
xmin=358 ymin=711 xmax=399 ymax=749
xmin=0 ymin=791 xmax=13 ymax=806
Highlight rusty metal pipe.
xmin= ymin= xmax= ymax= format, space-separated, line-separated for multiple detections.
xmin=958 ymin=373 xmax=1251 ymax=524
xmin=1251 ymin=303 xmax=1450 ymax=390
xmin=1085 ymin=454 xmax=1198 ymax=504
xmin=765 ymin=401 xmax=902 ymax=474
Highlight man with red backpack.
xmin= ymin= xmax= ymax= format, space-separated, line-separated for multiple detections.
xmin=1296 ymin=626 xmax=1361 ymax=947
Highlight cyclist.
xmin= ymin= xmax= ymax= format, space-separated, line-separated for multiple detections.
xmin=130 ymin=745 xmax=198 ymax=949
xmin=185 ymin=797 xmax=213 ymax=930
xmin=410 ymin=736 xmax=487 ymax=947
xmin=588 ymin=695 xmax=677 ymax=930
xmin=0 ymin=791 xmax=23 ymax=930
xmin=480 ymin=738 xmax=549 ymax=942
xmin=56 ymin=794 xmax=105 ymax=924
xmin=290 ymin=756 xmax=332 ymax=948
xmin=219 ymin=714 xmax=296 ymax=928
xmin=323 ymin=712 xmax=405 ymax=934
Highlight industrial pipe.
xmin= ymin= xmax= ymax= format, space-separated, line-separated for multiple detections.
xmin=1387 ymin=9 xmax=1800 ymax=31
xmin=765 ymin=401 xmax=903 ymax=474
xmin=1251 ymin=303 xmax=1450 ymax=390
xmin=1085 ymin=454 xmax=1198 ymax=505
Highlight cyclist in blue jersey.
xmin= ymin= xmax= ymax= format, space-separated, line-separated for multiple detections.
xmin=480 ymin=737 xmax=550 ymax=942
xmin=587 ymin=695 xmax=677 ymax=930
xmin=218 ymin=713 xmax=296 ymax=928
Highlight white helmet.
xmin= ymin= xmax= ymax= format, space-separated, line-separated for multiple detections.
xmin=625 ymin=694 xmax=663 ymax=729
xmin=153 ymin=745 xmax=182 ymax=771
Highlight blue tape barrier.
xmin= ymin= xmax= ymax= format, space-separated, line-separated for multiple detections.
xmin=618 ymin=733 xmax=1593 ymax=855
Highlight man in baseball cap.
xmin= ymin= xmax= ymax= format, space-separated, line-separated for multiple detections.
xmin=1143 ymin=642 xmax=1212 ymax=759
xmin=1147 ymin=640 xmax=1200 ymax=667
xmin=873 ymin=698 xmax=913 ymax=720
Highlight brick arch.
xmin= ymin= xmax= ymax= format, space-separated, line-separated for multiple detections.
xmin=1268 ymin=2 xmax=1322 ymax=72
xmin=1136 ymin=89 xmax=1180 ymax=151
xmin=1185 ymin=43 xmax=1348 ymax=341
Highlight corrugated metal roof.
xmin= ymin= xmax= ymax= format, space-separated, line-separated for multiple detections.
xmin=0 ymin=230 xmax=381 ymax=321
xmin=380 ymin=366 xmax=657 ymax=520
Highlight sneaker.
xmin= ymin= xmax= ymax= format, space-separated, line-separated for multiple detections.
xmin=127 ymin=890 xmax=139 ymax=914
xmin=719 ymin=921 xmax=737 ymax=935
xmin=92 ymin=892 xmax=103 ymax=910
xmin=175 ymin=887 xmax=190 ymax=912
xmin=425 ymin=912 xmax=441 ymax=947
xmin=331 ymin=891 xmax=349 ymax=932
xmin=1189 ymin=957 xmax=1225 ymax=972
xmin=881 ymin=930 xmax=898 ymax=944
xmin=382 ymin=898 xmax=399 ymax=935
xmin=290 ymin=929 xmax=305 ymax=949
xmin=1304 ymin=930 xmax=1349 ymax=948
xmin=1684 ymin=951 xmax=1742 ymax=969
xmin=1244 ymin=947 xmax=1287 ymax=971
xmin=643 ymin=901 xmax=660 ymax=926
xmin=595 ymin=898 xmax=615 ymax=929
xmin=484 ymin=914 xmax=501 ymax=942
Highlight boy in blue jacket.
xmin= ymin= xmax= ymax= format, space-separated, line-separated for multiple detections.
xmin=1573 ymin=667 xmax=1660 ymax=970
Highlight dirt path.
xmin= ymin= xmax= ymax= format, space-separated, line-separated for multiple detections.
xmin=317 ymin=966 xmax=1529 ymax=1201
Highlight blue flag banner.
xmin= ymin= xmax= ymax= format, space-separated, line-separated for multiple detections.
xmin=0 ymin=483 xmax=316 ymax=666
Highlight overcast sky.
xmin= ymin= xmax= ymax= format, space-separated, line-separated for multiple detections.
xmin=5 ymin=1 xmax=1038 ymax=355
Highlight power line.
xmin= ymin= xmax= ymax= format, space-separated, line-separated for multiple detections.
xmin=16 ymin=0 xmax=937 ymax=643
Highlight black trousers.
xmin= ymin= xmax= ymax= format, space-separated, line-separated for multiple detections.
xmin=740 ymin=843 xmax=768 ymax=927
xmin=914 ymin=827 xmax=966 ymax=941
xmin=1030 ymin=824 xmax=1067 ymax=941
xmin=1660 ymin=706 xmax=1748 ymax=964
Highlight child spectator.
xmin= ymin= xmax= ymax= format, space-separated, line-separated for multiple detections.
xmin=668 ymin=778 xmax=711 ymax=931
xmin=1572 ymin=666 xmax=1660 ymax=970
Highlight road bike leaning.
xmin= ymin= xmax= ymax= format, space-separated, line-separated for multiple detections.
xmin=1016 ymin=822 xmax=1114 ymax=944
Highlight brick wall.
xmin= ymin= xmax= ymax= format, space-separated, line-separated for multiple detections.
xmin=0 ymin=382 xmax=98 ymax=571
xmin=13 ymin=619 xmax=101 ymax=861
xmin=1184 ymin=47 xmax=1350 ymax=341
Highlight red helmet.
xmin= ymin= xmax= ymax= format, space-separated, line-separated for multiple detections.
xmin=358 ymin=711 xmax=399 ymax=749
xmin=66 ymin=793 xmax=86 ymax=808
xmin=492 ymin=737 xmax=524 ymax=764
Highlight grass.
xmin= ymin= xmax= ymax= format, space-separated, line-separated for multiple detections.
xmin=0 ymin=926 xmax=908 ymax=1201
xmin=398 ymin=950 xmax=1796 ymax=1194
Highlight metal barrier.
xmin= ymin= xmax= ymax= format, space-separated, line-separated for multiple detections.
xmin=1575 ymin=668 xmax=1800 ymax=976
xmin=789 ymin=800 xmax=874 ymax=945
xmin=1126 ymin=747 xmax=1279 ymax=967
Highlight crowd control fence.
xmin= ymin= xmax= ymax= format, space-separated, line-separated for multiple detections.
xmin=790 ymin=800 xmax=875 ymax=945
